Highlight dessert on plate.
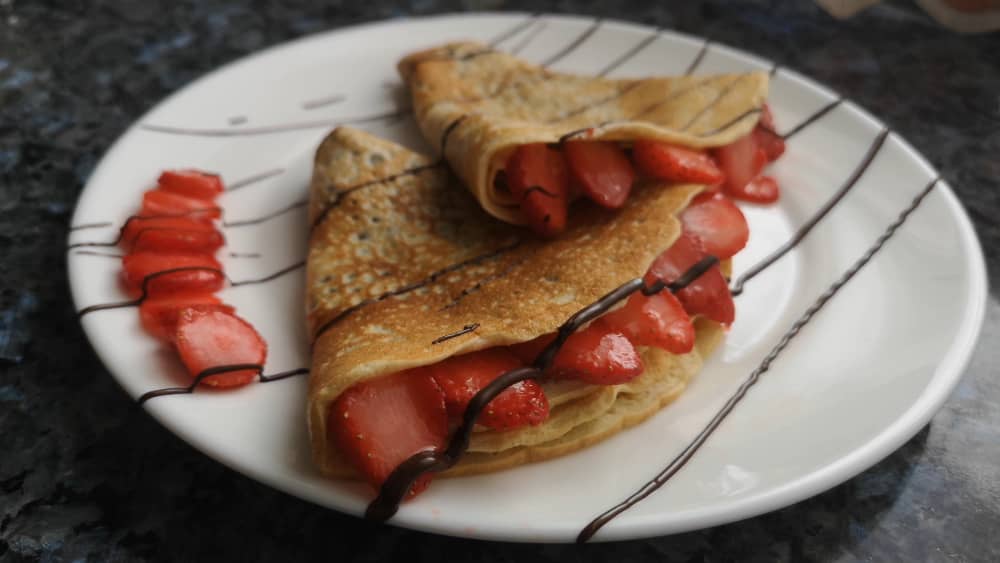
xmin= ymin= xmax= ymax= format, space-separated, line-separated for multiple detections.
xmin=306 ymin=127 xmax=749 ymax=508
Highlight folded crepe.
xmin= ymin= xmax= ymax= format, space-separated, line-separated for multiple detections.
xmin=307 ymin=127 xmax=725 ymax=479
xmin=398 ymin=41 xmax=769 ymax=226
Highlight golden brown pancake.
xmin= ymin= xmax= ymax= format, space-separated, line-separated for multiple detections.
xmin=397 ymin=41 xmax=768 ymax=226
xmin=307 ymin=126 xmax=724 ymax=479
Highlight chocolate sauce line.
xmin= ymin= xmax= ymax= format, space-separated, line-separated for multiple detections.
xmin=67 ymin=209 xmax=222 ymax=249
xmin=509 ymin=20 xmax=547 ymax=56
xmin=137 ymin=365 xmax=310 ymax=405
xmin=139 ymin=108 xmax=409 ymax=138
xmin=69 ymin=221 xmax=113 ymax=231
xmin=365 ymin=256 xmax=720 ymax=522
xmin=694 ymin=107 xmax=763 ymax=138
xmin=226 ymin=167 xmax=286 ymax=191
xmin=540 ymin=18 xmax=602 ymax=68
xmin=228 ymin=252 xmax=261 ymax=259
xmin=440 ymin=116 xmax=467 ymax=154
xmin=577 ymin=176 xmax=940 ymax=542
xmin=679 ymin=75 xmax=747 ymax=131
xmin=430 ymin=323 xmax=480 ymax=345
xmin=775 ymin=98 xmax=843 ymax=140
xmin=769 ymin=62 xmax=780 ymax=77
xmin=223 ymin=200 xmax=307 ymax=228
xmin=309 ymin=162 xmax=444 ymax=234
xmin=71 ymin=250 xmax=123 ymax=259
xmin=596 ymin=28 xmax=661 ymax=77
xmin=228 ymin=115 xmax=248 ymax=126
xmin=301 ymin=94 xmax=346 ymax=111
xmin=77 ymin=261 xmax=305 ymax=317
xmin=487 ymin=14 xmax=541 ymax=47
xmin=441 ymin=257 xmax=525 ymax=310
xmin=730 ymin=127 xmax=890 ymax=296
xmin=684 ymin=39 xmax=711 ymax=75
xmin=229 ymin=260 xmax=305 ymax=287
xmin=311 ymin=240 xmax=521 ymax=344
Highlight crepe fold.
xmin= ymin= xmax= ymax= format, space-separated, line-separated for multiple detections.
xmin=397 ymin=41 xmax=769 ymax=226
xmin=307 ymin=127 xmax=724 ymax=479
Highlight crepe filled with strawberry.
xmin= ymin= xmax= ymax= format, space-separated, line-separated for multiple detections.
xmin=306 ymin=127 xmax=752 ymax=501
xmin=398 ymin=42 xmax=784 ymax=237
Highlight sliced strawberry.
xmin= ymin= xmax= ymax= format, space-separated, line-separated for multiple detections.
xmin=549 ymin=323 xmax=644 ymax=385
xmin=600 ymin=291 xmax=694 ymax=354
xmin=121 ymin=216 xmax=217 ymax=251
xmin=140 ymin=293 xmax=234 ymax=340
xmin=564 ymin=141 xmax=636 ymax=209
xmin=122 ymin=252 xmax=225 ymax=295
xmin=427 ymin=348 xmax=548 ymax=430
xmin=158 ymin=170 xmax=224 ymax=200
xmin=328 ymin=369 xmax=448 ymax=496
xmin=713 ymin=134 xmax=766 ymax=200
xmin=173 ymin=308 xmax=266 ymax=387
xmin=753 ymin=104 xmax=785 ymax=162
xmin=632 ymin=139 xmax=724 ymax=185
xmin=508 ymin=334 xmax=554 ymax=366
xmin=730 ymin=174 xmax=780 ymax=204
xmin=680 ymin=192 xmax=749 ymax=259
xmin=141 ymin=190 xmax=221 ymax=221
xmin=646 ymin=232 xmax=735 ymax=325
xmin=506 ymin=143 xmax=570 ymax=238
xmin=131 ymin=226 xmax=225 ymax=255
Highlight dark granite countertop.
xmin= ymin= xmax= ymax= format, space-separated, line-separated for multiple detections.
xmin=2 ymin=1 xmax=998 ymax=561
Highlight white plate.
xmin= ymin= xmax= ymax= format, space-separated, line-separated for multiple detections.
xmin=66 ymin=13 xmax=987 ymax=542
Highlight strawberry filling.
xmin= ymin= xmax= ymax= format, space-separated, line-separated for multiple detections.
xmin=500 ymin=104 xmax=784 ymax=237
xmin=330 ymin=190 xmax=748 ymax=497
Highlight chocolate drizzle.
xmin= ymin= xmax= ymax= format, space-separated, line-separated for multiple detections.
xmin=226 ymin=167 xmax=286 ymax=191
xmin=224 ymin=200 xmax=307 ymax=228
xmin=596 ymin=28 xmax=661 ymax=77
xmin=771 ymin=98 xmax=843 ymax=140
xmin=509 ymin=20 xmax=547 ymax=56
xmin=139 ymin=108 xmax=410 ymax=138
xmin=309 ymin=162 xmax=444 ymax=234
xmin=311 ymin=240 xmax=521 ymax=344
xmin=301 ymin=94 xmax=346 ymax=111
xmin=731 ymin=127 xmax=889 ymax=295
xmin=540 ymin=19 xmax=602 ymax=68
xmin=684 ymin=39 xmax=711 ymax=75
xmin=137 ymin=365 xmax=309 ymax=405
xmin=487 ymin=14 xmax=541 ymax=48
xmin=365 ymin=256 xmax=720 ymax=522
xmin=76 ymin=261 xmax=304 ymax=317
xmin=69 ymin=221 xmax=113 ymax=231
xmin=430 ymin=323 xmax=480 ymax=345
xmin=679 ymin=75 xmax=748 ymax=131
xmin=577 ymin=176 xmax=940 ymax=542
xmin=72 ymin=250 xmax=123 ymax=259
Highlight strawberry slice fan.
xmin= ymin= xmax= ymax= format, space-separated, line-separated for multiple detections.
xmin=118 ymin=170 xmax=269 ymax=389
xmin=503 ymin=103 xmax=785 ymax=238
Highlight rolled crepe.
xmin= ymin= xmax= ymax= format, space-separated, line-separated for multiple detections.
xmin=307 ymin=127 xmax=725 ymax=479
xmin=398 ymin=41 xmax=769 ymax=226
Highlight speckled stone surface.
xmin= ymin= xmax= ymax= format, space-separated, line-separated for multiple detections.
xmin=1 ymin=1 xmax=998 ymax=561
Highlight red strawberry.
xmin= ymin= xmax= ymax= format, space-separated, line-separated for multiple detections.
xmin=680 ymin=192 xmax=749 ymax=259
xmin=646 ymin=232 xmax=735 ymax=325
xmin=600 ymin=291 xmax=694 ymax=354
xmin=427 ymin=348 xmax=548 ymax=430
xmin=506 ymin=143 xmax=570 ymax=238
xmin=121 ymin=216 xmax=218 ymax=251
xmin=328 ymin=369 xmax=448 ymax=497
xmin=122 ymin=252 xmax=225 ymax=296
xmin=632 ymin=139 xmax=724 ymax=185
xmin=141 ymin=190 xmax=221 ymax=221
xmin=131 ymin=225 xmax=225 ymax=255
xmin=713 ymin=135 xmax=766 ymax=201
xmin=173 ymin=308 xmax=266 ymax=387
xmin=549 ymin=323 xmax=644 ymax=385
xmin=730 ymin=175 xmax=780 ymax=204
xmin=158 ymin=170 xmax=224 ymax=200
xmin=753 ymin=104 xmax=785 ymax=162
xmin=508 ymin=334 xmax=554 ymax=366
xmin=564 ymin=141 xmax=636 ymax=209
xmin=139 ymin=293 xmax=234 ymax=340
